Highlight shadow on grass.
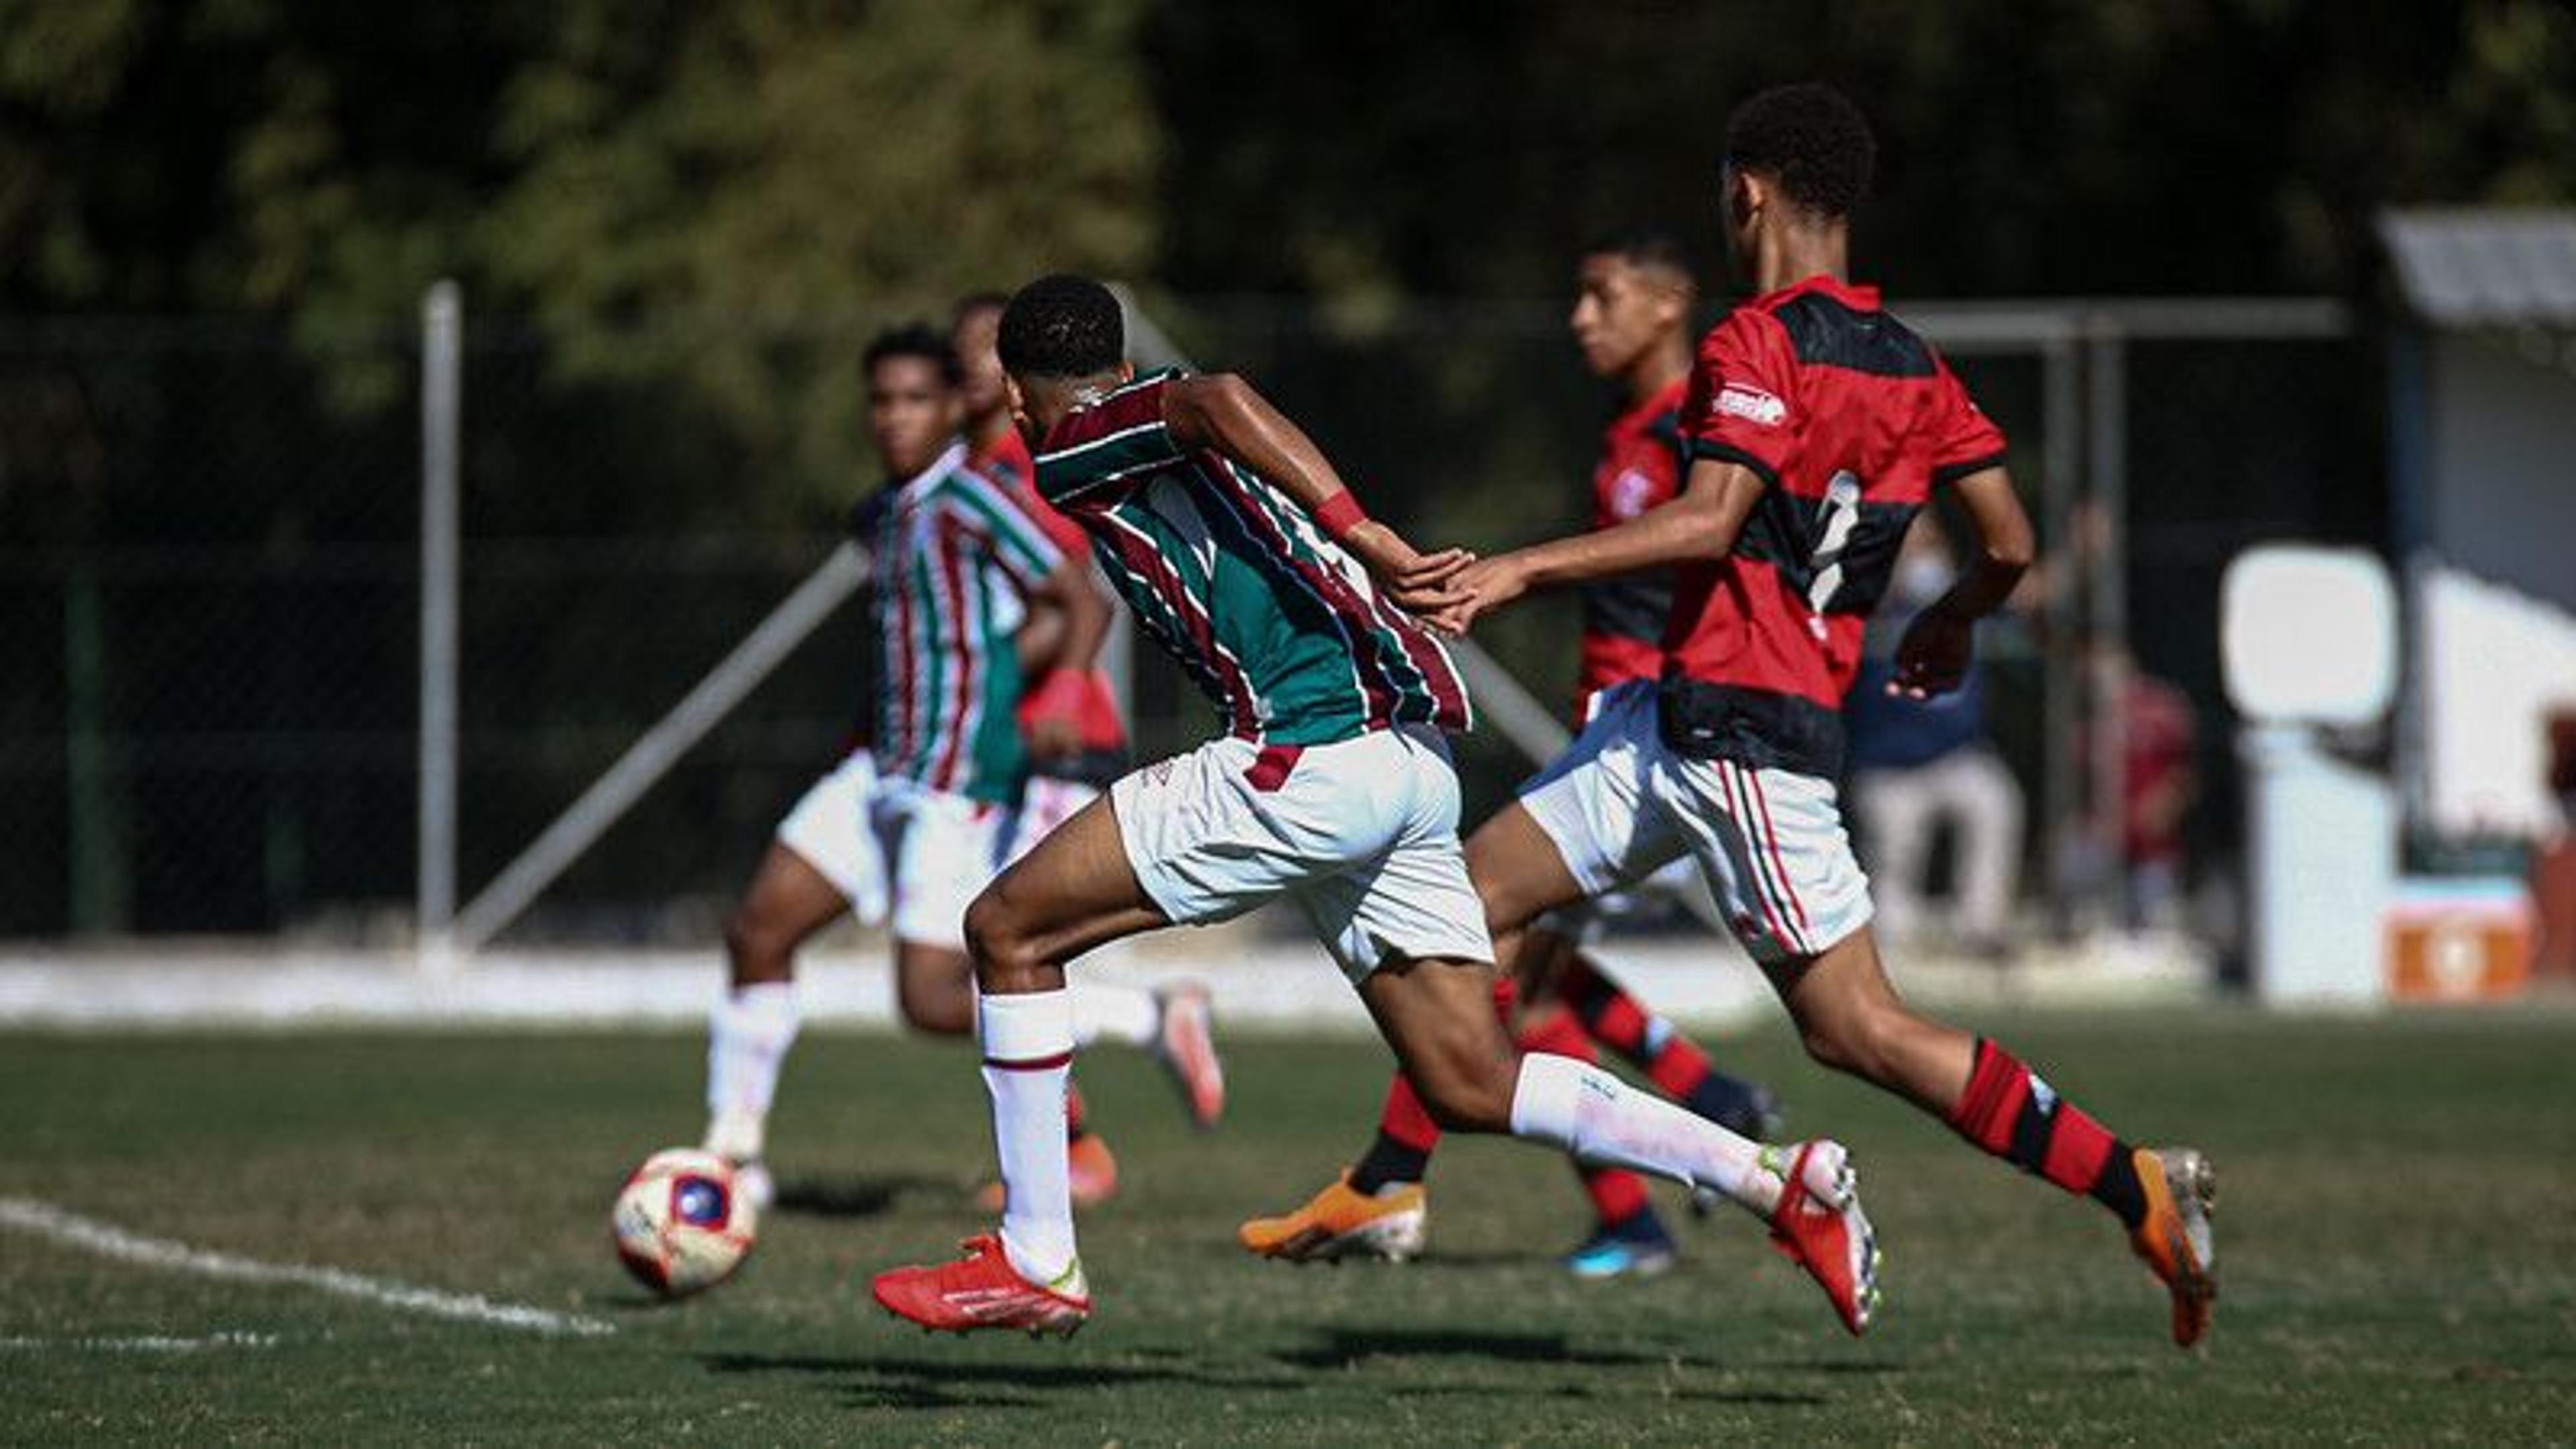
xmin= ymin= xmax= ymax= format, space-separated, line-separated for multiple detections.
xmin=702 ymin=1350 xmax=1305 ymax=1410
xmin=703 ymin=1326 xmax=1871 ymax=1410
xmin=769 ymin=1173 xmax=950 ymax=1220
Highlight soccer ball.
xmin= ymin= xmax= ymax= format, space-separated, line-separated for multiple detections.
xmin=611 ymin=1148 xmax=757 ymax=1297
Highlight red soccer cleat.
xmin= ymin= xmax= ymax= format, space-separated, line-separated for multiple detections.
xmin=1766 ymin=1139 xmax=1882 ymax=1336
xmin=1151 ymin=982 xmax=1226 ymax=1129
xmin=871 ymin=1233 xmax=1091 ymax=1337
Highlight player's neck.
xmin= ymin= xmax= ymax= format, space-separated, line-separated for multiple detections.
xmin=1625 ymin=341 xmax=1690 ymax=407
xmin=967 ymin=409 xmax=1012 ymax=454
xmin=1751 ymin=223 xmax=1849 ymax=297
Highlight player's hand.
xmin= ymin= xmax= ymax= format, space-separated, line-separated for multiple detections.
xmin=1450 ymin=555 xmax=1533 ymax=631
xmin=1024 ymin=715 xmax=1082 ymax=759
xmin=1890 ymin=605 xmax=1974 ymax=699
xmin=1347 ymin=521 xmax=1475 ymax=627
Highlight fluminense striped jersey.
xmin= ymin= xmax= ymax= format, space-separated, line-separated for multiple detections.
xmin=865 ymin=441 xmax=1064 ymax=803
xmin=1032 ymin=369 xmax=1471 ymax=747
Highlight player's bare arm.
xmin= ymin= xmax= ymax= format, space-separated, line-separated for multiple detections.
xmin=1018 ymin=556 xmax=1112 ymax=758
xmin=1456 ymin=456 xmax=1768 ymax=627
xmin=1888 ymin=466 xmax=2033 ymax=700
xmin=1161 ymin=372 xmax=1476 ymax=625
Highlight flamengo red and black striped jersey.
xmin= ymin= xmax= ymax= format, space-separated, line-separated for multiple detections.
xmin=1665 ymin=275 xmax=2007 ymax=777
xmin=1575 ymin=375 xmax=1688 ymax=714
xmin=1032 ymin=369 xmax=1472 ymax=747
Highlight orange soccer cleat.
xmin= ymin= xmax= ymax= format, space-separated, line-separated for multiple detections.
xmin=2129 ymin=1145 xmax=2218 ymax=1348
xmin=1238 ymin=1170 xmax=1428 ymax=1263
xmin=973 ymin=1132 xmax=1120 ymax=1214
xmin=872 ymin=1233 xmax=1089 ymax=1337
xmin=1765 ymin=1139 xmax=1882 ymax=1336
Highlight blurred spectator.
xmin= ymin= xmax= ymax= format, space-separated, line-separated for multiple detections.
xmin=1848 ymin=515 xmax=2026 ymax=957
xmin=2532 ymin=710 xmax=2576 ymax=982
xmin=2057 ymin=641 xmax=2201 ymax=933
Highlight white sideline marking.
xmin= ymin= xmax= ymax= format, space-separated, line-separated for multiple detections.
xmin=0 ymin=1331 xmax=278 ymax=1354
xmin=0 ymin=1197 xmax=613 ymax=1338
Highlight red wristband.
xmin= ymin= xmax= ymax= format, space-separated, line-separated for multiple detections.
xmin=1024 ymin=668 xmax=1095 ymax=722
xmin=1312 ymin=490 xmax=1368 ymax=541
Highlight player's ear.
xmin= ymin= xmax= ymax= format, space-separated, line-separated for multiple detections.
xmin=1729 ymin=166 xmax=1768 ymax=228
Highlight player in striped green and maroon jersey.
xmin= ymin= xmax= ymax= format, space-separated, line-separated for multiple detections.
xmin=1031 ymin=374 xmax=1473 ymax=750
xmin=863 ymin=428 xmax=1065 ymax=807
xmin=872 ymin=275 xmax=1876 ymax=1341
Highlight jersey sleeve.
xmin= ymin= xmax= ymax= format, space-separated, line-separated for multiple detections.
xmin=1032 ymin=370 xmax=1187 ymax=509
xmin=950 ymin=471 xmax=1065 ymax=591
xmin=1927 ymin=361 xmax=2010 ymax=486
xmin=1680 ymin=310 xmax=1800 ymax=486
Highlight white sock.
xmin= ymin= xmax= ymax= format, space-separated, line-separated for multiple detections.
xmin=1068 ymin=981 xmax=1160 ymax=1049
xmin=980 ymin=989 xmax=1079 ymax=1285
xmin=704 ymin=981 xmax=799 ymax=1160
xmin=1508 ymin=1051 xmax=1783 ymax=1218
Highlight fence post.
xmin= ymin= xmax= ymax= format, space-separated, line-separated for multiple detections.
xmin=2086 ymin=323 xmax=2131 ymax=930
xmin=2040 ymin=334 xmax=2084 ymax=932
xmin=419 ymin=280 xmax=463 ymax=972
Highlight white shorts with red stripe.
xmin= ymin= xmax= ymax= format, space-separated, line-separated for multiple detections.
xmin=774 ymin=749 xmax=891 ymax=927
xmin=1517 ymin=680 xmax=1872 ymax=965
xmin=1109 ymin=725 xmax=1495 ymax=982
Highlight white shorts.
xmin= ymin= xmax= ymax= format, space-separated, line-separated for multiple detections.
xmin=869 ymin=782 xmax=1018 ymax=954
xmin=1008 ymin=775 xmax=1100 ymax=864
xmin=1110 ymin=727 xmax=1494 ymax=982
xmin=773 ymin=750 xmax=890 ymax=926
xmin=1518 ymin=680 xmax=1872 ymax=966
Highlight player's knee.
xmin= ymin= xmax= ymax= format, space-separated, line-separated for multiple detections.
xmin=962 ymin=890 xmax=1042 ymax=992
xmin=723 ymin=906 xmax=793 ymax=983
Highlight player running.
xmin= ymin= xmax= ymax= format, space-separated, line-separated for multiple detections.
xmin=871 ymin=275 xmax=1880 ymax=1340
xmin=1240 ymin=229 xmax=1784 ymax=1279
xmin=1441 ymin=85 xmax=2216 ymax=1348
xmin=701 ymin=325 xmax=1221 ymax=1212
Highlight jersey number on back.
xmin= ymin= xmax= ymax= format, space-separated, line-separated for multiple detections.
xmin=1805 ymin=470 xmax=1864 ymax=615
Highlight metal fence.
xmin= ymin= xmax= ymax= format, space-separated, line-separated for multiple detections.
xmin=0 ymin=294 xmax=2371 ymax=949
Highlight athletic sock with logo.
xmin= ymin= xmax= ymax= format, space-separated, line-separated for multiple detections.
xmin=1947 ymin=1037 xmax=2147 ymax=1229
xmin=1557 ymin=952 xmax=1768 ymax=1128
xmin=1516 ymin=1006 xmax=1657 ymax=1228
xmin=979 ymin=989 xmax=1079 ymax=1284
xmin=1507 ymin=1051 xmax=1779 ymax=1217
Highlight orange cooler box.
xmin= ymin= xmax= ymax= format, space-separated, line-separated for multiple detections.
xmin=2384 ymin=878 xmax=2532 ymax=1002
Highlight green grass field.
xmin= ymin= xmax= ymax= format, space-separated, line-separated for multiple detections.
xmin=6 ymin=1008 xmax=2575 ymax=1444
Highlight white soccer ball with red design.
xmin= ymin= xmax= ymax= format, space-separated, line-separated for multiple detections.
xmin=612 ymin=1148 xmax=757 ymax=1297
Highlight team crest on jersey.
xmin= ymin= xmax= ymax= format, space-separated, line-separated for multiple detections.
xmin=1715 ymin=382 xmax=1786 ymax=428
xmin=1607 ymin=467 xmax=1657 ymax=520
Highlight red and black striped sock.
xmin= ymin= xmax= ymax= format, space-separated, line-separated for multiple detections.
xmin=1518 ymin=1006 xmax=1657 ymax=1228
xmin=1947 ymin=1038 xmax=2147 ymax=1228
xmin=1351 ymin=1073 xmax=1440 ymax=1194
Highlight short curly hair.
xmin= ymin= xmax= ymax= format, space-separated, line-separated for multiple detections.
xmin=861 ymin=323 xmax=960 ymax=387
xmin=998 ymin=274 xmax=1126 ymax=380
xmin=1723 ymin=83 xmax=1874 ymax=220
